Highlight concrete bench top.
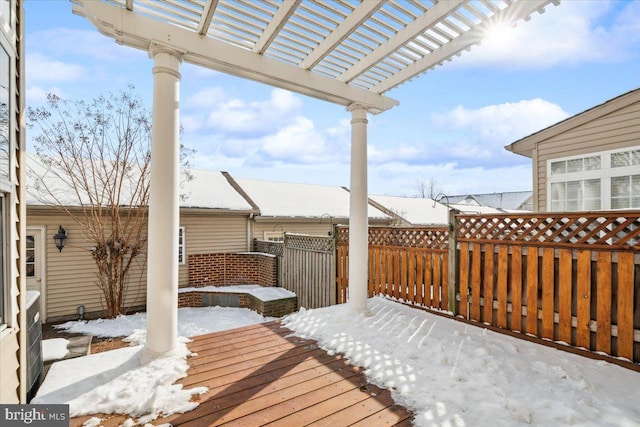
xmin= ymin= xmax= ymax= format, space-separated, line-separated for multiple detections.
xmin=178 ymin=285 xmax=296 ymax=302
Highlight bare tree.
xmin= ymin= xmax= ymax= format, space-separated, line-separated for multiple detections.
xmin=416 ymin=178 xmax=441 ymax=199
xmin=28 ymin=88 xmax=190 ymax=318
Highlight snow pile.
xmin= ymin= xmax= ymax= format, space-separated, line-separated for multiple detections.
xmin=283 ymin=296 xmax=640 ymax=427
xmin=37 ymin=306 xmax=274 ymax=425
xmin=42 ymin=338 xmax=70 ymax=362
xmin=178 ymin=284 xmax=296 ymax=302
xmin=55 ymin=306 xmax=273 ymax=345
xmin=34 ymin=343 xmax=206 ymax=424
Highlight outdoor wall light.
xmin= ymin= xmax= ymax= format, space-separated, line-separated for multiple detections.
xmin=77 ymin=305 xmax=86 ymax=321
xmin=53 ymin=225 xmax=67 ymax=252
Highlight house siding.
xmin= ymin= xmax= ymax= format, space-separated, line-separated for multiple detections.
xmin=27 ymin=209 xmax=250 ymax=320
xmin=535 ymin=98 xmax=640 ymax=211
xmin=178 ymin=213 xmax=249 ymax=287
xmin=0 ymin=0 xmax=25 ymax=403
xmin=252 ymin=221 xmax=334 ymax=241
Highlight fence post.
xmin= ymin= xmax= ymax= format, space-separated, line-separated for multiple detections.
xmin=448 ymin=209 xmax=458 ymax=314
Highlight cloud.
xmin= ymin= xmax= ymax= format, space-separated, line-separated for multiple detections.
xmin=26 ymin=86 xmax=66 ymax=105
xmin=27 ymin=28 xmax=143 ymax=62
xmin=429 ymin=98 xmax=569 ymax=167
xmin=458 ymin=0 xmax=640 ymax=69
xmin=26 ymin=53 xmax=85 ymax=82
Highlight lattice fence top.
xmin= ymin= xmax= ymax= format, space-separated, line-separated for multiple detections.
xmin=456 ymin=212 xmax=640 ymax=251
xmin=335 ymin=226 xmax=449 ymax=250
xmin=254 ymin=239 xmax=284 ymax=257
xmin=285 ymin=233 xmax=335 ymax=254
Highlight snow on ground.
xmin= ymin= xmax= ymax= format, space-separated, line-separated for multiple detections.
xmin=42 ymin=338 xmax=70 ymax=362
xmin=36 ymin=306 xmax=274 ymax=425
xmin=282 ymin=296 xmax=640 ymax=427
xmin=54 ymin=305 xmax=274 ymax=345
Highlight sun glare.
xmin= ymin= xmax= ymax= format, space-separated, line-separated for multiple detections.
xmin=483 ymin=22 xmax=517 ymax=49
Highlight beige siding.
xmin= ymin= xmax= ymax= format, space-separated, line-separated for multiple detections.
xmin=28 ymin=209 xmax=250 ymax=317
xmin=252 ymin=221 xmax=334 ymax=241
xmin=179 ymin=213 xmax=249 ymax=287
xmin=535 ymin=99 xmax=640 ymax=211
xmin=0 ymin=330 xmax=20 ymax=403
xmin=27 ymin=211 xmax=148 ymax=322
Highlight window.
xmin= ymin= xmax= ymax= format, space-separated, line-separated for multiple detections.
xmin=548 ymin=146 xmax=640 ymax=211
xmin=264 ymin=231 xmax=284 ymax=242
xmin=178 ymin=226 xmax=185 ymax=264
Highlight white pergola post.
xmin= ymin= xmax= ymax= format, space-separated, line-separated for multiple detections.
xmin=144 ymin=43 xmax=183 ymax=358
xmin=347 ymin=103 xmax=369 ymax=312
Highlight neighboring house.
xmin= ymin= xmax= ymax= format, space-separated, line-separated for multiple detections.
xmin=368 ymin=195 xmax=450 ymax=226
xmin=506 ymin=88 xmax=640 ymax=212
xmin=26 ymin=165 xmax=394 ymax=323
xmin=232 ymin=177 xmax=392 ymax=240
xmin=1 ymin=0 xmax=27 ymax=403
xmin=447 ymin=191 xmax=533 ymax=211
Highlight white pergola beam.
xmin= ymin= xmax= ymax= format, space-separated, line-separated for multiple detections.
xmin=72 ymin=0 xmax=399 ymax=113
xmin=299 ymin=0 xmax=384 ymax=70
xmin=371 ymin=0 xmax=553 ymax=93
xmin=252 ymin=0 xmax=300 ymax=54
xmin=339 ymin=0 xmax=466 ymax=84
xmin=197 ymin=0 xmax=219 ymax=36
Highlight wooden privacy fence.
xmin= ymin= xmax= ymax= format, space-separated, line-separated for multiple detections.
xmin=455 ymin=211 xmax=640 ymax=363
xmin=335 ymin=226 xmax=450 ymax=311
xmin=282 ymin=233 xmax=336 ymax=309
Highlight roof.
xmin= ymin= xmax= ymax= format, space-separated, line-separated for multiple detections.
xmin=72 ymin=0 xmax=558 ymax=113
xmin=180 ymin=169 xmax=255 ymax=211
xmin=447 ymin=191 xmax=532 ymax=210
xmin=506 ymin=87 xmax=640 ymax=157
xmin=233 ymin=177 xmax=389 ymax=220
xmin=368 ymin=194 xmax=449 ymax=225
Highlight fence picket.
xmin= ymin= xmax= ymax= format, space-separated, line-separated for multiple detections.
xmin=433 ymin=254 xmax=441 ymax=308
xmin=459 ymin=243 xmax=469 ymax=319
xmin=576 ymin=249 xmax=591 ymax=349
xmin=541 ymin=248 xmax=555 ymax=340
xmin=497 ymin=246 xmax=508 ymax=328
xmin=471 ymin=244 xmax=481 ymax=320
xmin=557 ymin=249 xmax=573 ymax=343
xmin=526 ymin=248 xmax=539 ymax=336
xmin=596 ymin=252 xmax=612 ymax=354
xmin=617 ymin=252 xmax=634 ymax=360
xmin=510 ymin=246 xmax=523 ymax=332
xmin=483 ymin=244 xmax=495 ymax=324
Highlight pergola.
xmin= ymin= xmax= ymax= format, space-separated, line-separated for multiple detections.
xmin=71 ymin=0 xmax=559 ymax=359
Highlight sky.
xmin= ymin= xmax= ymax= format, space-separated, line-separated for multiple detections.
xmin=35 ymin=296 xmax=640 ymax=426
xmin=24 ymin=0 xmax=640 ymax=197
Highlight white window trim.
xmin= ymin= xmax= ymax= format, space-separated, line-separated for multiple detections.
xmin=547 ymin=145 xmax=640 ymax=211
xmin=178 ymin=226 xmax=185 ymax=265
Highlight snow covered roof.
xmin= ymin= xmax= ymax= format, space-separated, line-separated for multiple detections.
xmin=233 ymin=177 xmax=389 ymax=220
xmin=368 ymin=195 xmax=449 ymax=226
xmin=180 ymin=169 xmax=254 ymax=212
xmin=448 ymin=191 xmax=533 ymax=211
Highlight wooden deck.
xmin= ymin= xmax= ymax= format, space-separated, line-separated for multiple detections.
xmin=71 ymin=321 xmax=413 ymax=426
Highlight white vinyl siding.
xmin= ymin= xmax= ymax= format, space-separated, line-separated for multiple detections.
xmin=547 ymin=145 xmax=640 ymax=211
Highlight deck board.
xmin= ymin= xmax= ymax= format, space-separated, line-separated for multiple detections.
xmin=70 ymin=321 xmax=413 ymax=426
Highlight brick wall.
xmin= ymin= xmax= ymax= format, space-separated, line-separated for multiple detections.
xmin=188 ymin=253 xmax=277 ymax=288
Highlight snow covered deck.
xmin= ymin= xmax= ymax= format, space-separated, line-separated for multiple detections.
xmin=69 ymin=321 xmax=413 ymax=426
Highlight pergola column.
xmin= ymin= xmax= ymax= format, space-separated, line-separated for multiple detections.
xmin=145 ymin=43 xmax=183 ymax=358
xmin=347 ymin=103 xmax=369 ymax=312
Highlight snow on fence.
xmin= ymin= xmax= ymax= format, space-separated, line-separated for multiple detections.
xmin=455 ymin=211 xmax=640 ymax=363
